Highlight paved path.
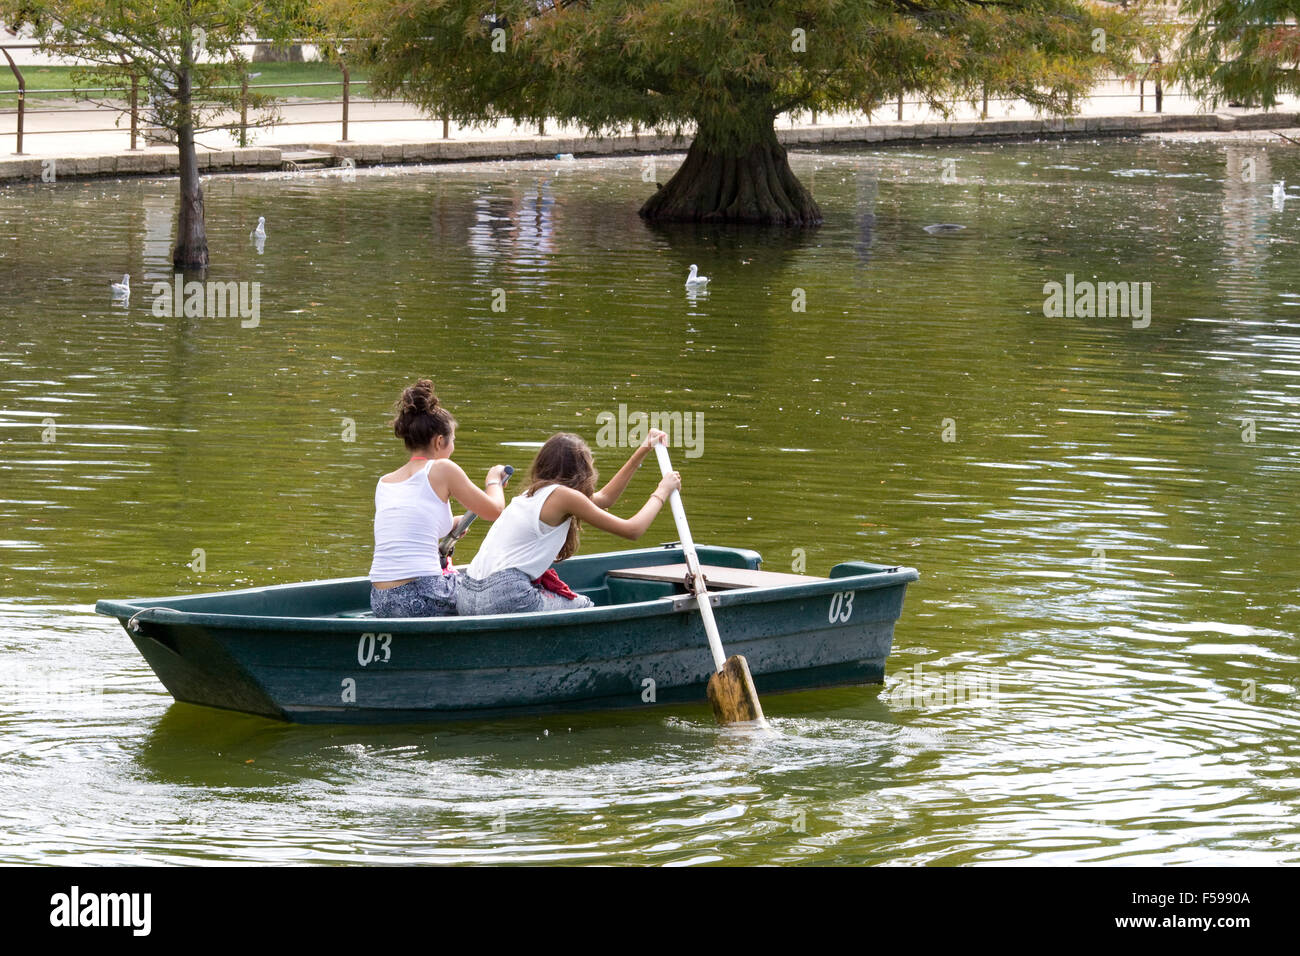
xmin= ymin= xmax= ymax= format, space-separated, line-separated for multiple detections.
xmin=3 ymin=83 xmax=1300 ymax=183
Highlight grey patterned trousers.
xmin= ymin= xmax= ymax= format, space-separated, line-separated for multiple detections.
xmin=456 ymin=568 xmax=594 ymax=615
xmin=370 ymin=572 xmax=459 ymax=618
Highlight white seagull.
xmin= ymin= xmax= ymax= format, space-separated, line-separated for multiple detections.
xmin=251 ymin=216 xmax=266 ymax=240
xmin=110 ymin=274 xmax=130 ymax=296
xmin=685 ymin=264 xmax=710 ymax=290
xmin=1272 ymin=181 xmax=1286 ymax=208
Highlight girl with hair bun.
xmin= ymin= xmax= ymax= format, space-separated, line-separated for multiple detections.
xmin=456 ymin=429 xmax=680 ymax=615
xmin=369 ymin=379 xmax=507 ymax=617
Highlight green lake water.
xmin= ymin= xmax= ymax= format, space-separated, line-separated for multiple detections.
xmin=1 ymin=137 xmax=1297 ymax=864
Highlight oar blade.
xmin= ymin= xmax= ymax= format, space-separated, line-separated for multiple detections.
xmin=706 ymin=654 xmax=766 ymax=725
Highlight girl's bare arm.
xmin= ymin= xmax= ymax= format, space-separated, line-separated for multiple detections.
xmin=592 ymin=428 xmax=667 ymax=510
xmin=438 ymin=461 xmax=506 ymax=520
xmin=545 ymin=474 xmax=679 ymax=541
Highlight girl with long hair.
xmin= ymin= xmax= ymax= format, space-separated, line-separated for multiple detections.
xmin=456 ymin=429 xmax=680 ymax=614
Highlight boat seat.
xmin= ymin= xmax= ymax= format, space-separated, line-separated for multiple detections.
xmin=606 ymin=564 xmax=825 ymax=590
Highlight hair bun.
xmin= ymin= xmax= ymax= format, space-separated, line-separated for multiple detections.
xmin=391 ymin=379 xmax=455 ymax=451
xmin=414 ymin=378 xmax=438 ymax=414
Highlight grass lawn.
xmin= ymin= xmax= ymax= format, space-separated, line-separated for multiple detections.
xmin=0 ymin=61 xmax=370 ymax=100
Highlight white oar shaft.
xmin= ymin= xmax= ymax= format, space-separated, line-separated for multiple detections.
xmin=654 ymin=442 xmax=727 ymax=673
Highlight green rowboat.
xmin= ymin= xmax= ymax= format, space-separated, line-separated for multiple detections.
xmin=95 ymin=544 xmax=919 ymax=723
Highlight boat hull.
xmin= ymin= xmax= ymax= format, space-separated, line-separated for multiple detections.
xmin=98 ymin=546 xmax=918 ymax=724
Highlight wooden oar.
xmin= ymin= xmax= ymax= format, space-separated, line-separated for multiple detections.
xmin=439 ymin=465 xmax=513 ymax=569
xmin=652 ymin=441 xmax=767 ymax=726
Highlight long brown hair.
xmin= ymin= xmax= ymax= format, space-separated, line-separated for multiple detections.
xmin=390 ymin=379 xmax=456 ymax=451
xmin=525 ymin=433 xmax=597 ymax=561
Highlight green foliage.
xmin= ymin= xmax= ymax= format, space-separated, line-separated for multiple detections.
xmin=1 ymin=0 xmax=298 ymax=133
xmin=336 ymin=0 xmax=1145 ymax=153
xmin=1177 ymin=1 xmax=1300 ymax=107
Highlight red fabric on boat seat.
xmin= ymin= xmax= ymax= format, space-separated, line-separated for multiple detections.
xmin=533 ymin=568 xmax=577 ymax=600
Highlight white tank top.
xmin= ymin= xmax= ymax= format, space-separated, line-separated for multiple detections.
xmin=466 ymin=484 xmax=571 ymax=580
xmin=369 ymin=460 xmax=454 ymax=581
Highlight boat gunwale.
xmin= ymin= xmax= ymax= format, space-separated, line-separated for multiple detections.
xmin=95 ymin=566 xmax=920 ymax=635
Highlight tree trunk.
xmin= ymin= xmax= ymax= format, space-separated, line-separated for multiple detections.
xmin=639 ymin=115 xmax=822 ymax=227
xmin=173 ymin=67 xmax=208 ymax=270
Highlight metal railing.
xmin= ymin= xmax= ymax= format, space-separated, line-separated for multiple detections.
xmin=0 ymin=37 xmax=554 ymax=154
xmin=0 ymin=47 xmax=1259 ymax=158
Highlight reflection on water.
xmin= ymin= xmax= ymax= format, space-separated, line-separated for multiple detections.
xmin=0 ymin=138 xmax=1297 ymax=864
